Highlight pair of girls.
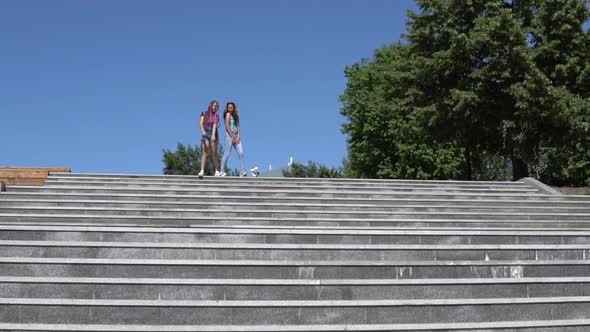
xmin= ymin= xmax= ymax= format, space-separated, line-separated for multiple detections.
xmin=198 ymin=100 xmax=246 ymax=178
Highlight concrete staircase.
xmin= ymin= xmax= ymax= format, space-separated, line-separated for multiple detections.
xmin=1 ymin=173 xmax=590 ymax=331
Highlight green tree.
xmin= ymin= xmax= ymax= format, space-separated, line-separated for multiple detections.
xmin=529 ymin=0 xmax=590 ymax=185
xmin=408 ymin=0 xmax=544 ymax=180
xmin=282 ymin=161 xmax=343 ymax=178
xmin=408 ymin=0 xmax=589 ymax=182
xmin=341 ymin=0 xmax=589 ymax=185
xmin=162 ymin=142 xmax=237 ymax=176
xmin=340 ymin=43 xmax=464 ymax=179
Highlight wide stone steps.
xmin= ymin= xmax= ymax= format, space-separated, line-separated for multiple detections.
xmin=1 ymin=173 xmax=589 ymax=330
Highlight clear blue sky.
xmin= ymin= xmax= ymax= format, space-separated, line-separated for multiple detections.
xmin=1 ymin=0 xmax=416 ymax=174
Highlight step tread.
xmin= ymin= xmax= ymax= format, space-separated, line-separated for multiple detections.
xmin=48 ymin=173 xmax=527 ymax=184
xmin=6 ymin=198 xmax=590 ymax=210
xmin=2 ymin=240 xmax=589 ymax=250
xmin=1 ymin=320 xmax=590 ymax=331
xmin=45 ymin=179 xmax=530 ymax=190
xmin=4 ymin=222 xmax=590 ymax=232
xmin=1 ymin=257 xmax=588 ymax=266
xmin=4 ymin=221 xmax=590 ymax=231
xmin=3 ymin=224 xmax=590 ymax=235
xmin=3 ymin=206 xmax=590 ymax=217
xmin=3 ymin=296 xmax=590 ymax=306
xmin=1 ymin=276 xmax=589 ymax=285
xmin=6 ymin=191 xmax=588 ymax=202
xmin=7 ymin=185 xmax=541 ymax=195
xmin=1 ymin=213 xmax=588 ymax=224
xmin=2 ymin=320 xmax=590 ymax=331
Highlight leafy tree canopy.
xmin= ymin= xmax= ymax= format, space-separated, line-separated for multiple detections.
xmin=341 ymin=0 xmax=589 ymax=185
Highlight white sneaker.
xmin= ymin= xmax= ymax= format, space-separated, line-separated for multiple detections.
xmin=198 ymin=170 xmax=204 ymax=179
xmin=214 ymin=170 xmax=221 ymax=177
xmin=220 ymin=172 xmax=227 ymax=177
xmin=239 ymin=171 xmax=247 ymax=177
xmin=250 ymin=167 xmax=259 ymax=177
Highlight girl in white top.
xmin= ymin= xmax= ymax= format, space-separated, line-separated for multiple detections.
xmin=221 ymin=102 xmax=246 ymax=177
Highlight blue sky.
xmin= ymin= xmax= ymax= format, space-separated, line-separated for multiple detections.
xmin=0 ymin=0 xmax=415 ymax=174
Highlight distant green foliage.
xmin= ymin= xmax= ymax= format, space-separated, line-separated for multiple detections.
xmin=282 ymin=161 xmax=343 ymax=178
xmin=162 ymin=142 xmax=237 ymax=176
xmin=162 ymin=143 xmax=202 ymax=175
xmin=341 ymin=0 xmax=589 ymax=185
xmin=472 ymin=154 xmax=513 ymax=182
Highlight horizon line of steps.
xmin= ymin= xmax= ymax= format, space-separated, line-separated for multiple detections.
xmin=1 ymin=172 xmax=590 ymax=331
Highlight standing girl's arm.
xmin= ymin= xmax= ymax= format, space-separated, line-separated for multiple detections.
xmin=199 ymin=114 xmax=206 ymax=136
xmin=225 ymin=113 xmax=234 ymax=139
xmin=235 ymin=113 xmax=241 ymax=144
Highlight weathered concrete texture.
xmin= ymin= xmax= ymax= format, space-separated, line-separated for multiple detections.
xmin=0 ymin=172 xmax=589 ymax=330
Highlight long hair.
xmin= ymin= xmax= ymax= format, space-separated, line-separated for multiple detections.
xmin=204 ymin=100 xmax=219 ymax=127
xmin=224 ymin=102 xmax=240 ymax=126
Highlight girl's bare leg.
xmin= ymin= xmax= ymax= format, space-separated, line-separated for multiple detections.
xmin=211 ymin=141 xmax=220 ymax=172
xmin=200 ymin=141 xmax=210 ymax=173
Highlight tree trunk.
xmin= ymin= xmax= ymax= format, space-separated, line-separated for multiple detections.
xmin=464 ymin=146 xmax=473 ymax=181
xmin=511 ymin=155 xmax=529 ymax=180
